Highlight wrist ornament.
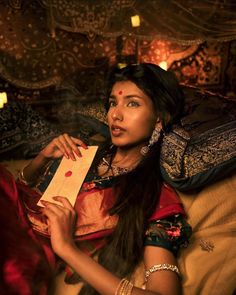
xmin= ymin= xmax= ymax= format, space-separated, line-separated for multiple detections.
xmin=18 ymin=167 xmax=34 ymax=186
xmin=145 ymin=263 xmax=181 ymax=281
xmin=115 ymin=278 xmax=133 ymax=295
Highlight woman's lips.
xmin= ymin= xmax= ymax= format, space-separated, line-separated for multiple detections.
xmin=111 ymin=125 xmax=125 ymax=136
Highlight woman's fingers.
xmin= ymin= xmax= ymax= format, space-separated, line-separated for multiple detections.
xmin=41 ymin=198 xmax=76 ymax=231
xmin=41 ymin=197 xmax=76 ymax=218
xmin=41 ymin=200 xmax=65 ymax=216
xmin=41 ymin=133 xmax=88 ymax=160
xmin=53 ymin=136 xmax=69 ymax=157
xmin=70 ymin=136 xmax=88 ymax=150
xmin=58 ymin=134 xmax=88 ymax=160
xmin=63 ymin=134 xmax=83 ymax=159
xmin=52 ymin=196 xmax=75 ymax=211
xmin=41 ymin=198 xmax=76 ymax=254
xmin=58 ymin=134 xmax=74 ymax=159
xmin=41 ymin=202 xmax=58 ymax=221
xmin=64 ymin=134 xmax=80 ymax=159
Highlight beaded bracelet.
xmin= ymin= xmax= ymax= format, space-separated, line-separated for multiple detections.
xmin=145 ymin=263 xmax=181 ymax=281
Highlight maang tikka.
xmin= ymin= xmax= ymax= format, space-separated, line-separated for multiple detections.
xmin=141 ymin=126 xmax=162 ymax=156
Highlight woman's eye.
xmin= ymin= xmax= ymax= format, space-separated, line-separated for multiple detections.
xmin=127 ymin=101 xmax=140 ymax=107
xmin=109 ymin=100 xmax=116 ymax=107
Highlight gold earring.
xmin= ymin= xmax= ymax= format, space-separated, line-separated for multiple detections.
xmin=141 ymin=126 xmax=162 ymax=156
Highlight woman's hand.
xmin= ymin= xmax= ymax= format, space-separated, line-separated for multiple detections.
xmin=41 ymin=196 xmax=77 ymax=256
xmin=21 ymin=134 xmax=87 ymax=185
xmin=40 ymin=133 xmax=88 ymax=161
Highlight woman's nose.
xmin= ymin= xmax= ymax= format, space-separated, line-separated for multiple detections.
xmin=111 ymin=106 xmax=123 ymax=121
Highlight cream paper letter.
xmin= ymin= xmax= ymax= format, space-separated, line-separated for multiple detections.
xmin=38 ymin=146 xmax=98 ymax=207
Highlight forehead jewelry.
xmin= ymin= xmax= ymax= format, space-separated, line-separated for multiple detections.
xmin=118 ymin=90 xmax=123 ymax=95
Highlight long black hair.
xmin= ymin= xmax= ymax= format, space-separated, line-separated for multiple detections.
xmin=80 ymin=63 xmax=185 ymax=294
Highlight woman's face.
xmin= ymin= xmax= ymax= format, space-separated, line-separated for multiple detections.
xmin=107 ymin=81 xmax=159 ymax=148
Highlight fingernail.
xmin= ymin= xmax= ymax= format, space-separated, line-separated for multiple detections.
xmin=76 ymin=151 xmax=82 ymax=157
xmin=76 ymin=148 xmax=82 ymax=156
xmin=40 ymin=200 xmax=47 ymax=206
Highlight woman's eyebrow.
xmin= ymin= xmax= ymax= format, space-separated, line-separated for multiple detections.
xmin=125 ymin=94 xmax=143 ymax=99
xmin=109 ymin=94 xmax=143 ymax=99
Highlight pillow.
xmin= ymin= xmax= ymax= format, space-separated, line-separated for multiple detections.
xmin=0 ymin=100 xmax=109 ymax=160
xmin=0 ymin=101 xmax=60 ymax=160
xmin=160 ymin=85 xmax=236 ymax=191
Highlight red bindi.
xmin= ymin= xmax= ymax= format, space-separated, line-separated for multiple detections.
xmin=118 ymin=90 xmax=123 ymax=95
xmin=65 ymin=170 xmax=72 ymax=177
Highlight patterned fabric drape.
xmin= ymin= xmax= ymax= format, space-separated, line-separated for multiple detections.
xmin=0 ymin=0 xmax=236 ymax=95
xmin=40 ymin=0 xmax=236 ymax=43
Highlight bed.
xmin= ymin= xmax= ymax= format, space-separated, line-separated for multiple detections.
xmin=0 ymin=85 xmax=236 ymax=294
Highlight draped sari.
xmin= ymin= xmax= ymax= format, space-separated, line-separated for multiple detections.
xmin=0 ymin=164 xmax=191 ymax=294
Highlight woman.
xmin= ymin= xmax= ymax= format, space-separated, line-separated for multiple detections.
xmin=1 ymin=63 xmax=191 ymax=294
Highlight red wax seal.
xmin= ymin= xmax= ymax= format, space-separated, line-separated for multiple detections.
xmin=65 ymin=170 xmax=72 ymax=177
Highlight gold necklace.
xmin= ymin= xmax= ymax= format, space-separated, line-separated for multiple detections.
xmin=99 ymin=157 xmax=135 ymax=176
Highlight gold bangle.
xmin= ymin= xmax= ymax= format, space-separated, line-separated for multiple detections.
xmin=18 ymin=160 xmax=53 ymax=187
xmin=115 ymin=279 xmax=126 ymax=295
xmin=124 ymin=281 xmax=133 ymax=295
xmin=115 ymin=278 xmax=133 ymax=295
xmin=18 ymin=167 xmax=33 ymax=186
xmin=145 ymin=264 xmax=181 ymax=281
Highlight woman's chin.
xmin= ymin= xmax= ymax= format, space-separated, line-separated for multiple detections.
xmin=112 ymin=140 xmax=145 ymax=152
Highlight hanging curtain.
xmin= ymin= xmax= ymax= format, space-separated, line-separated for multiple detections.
xmin=0 ymin=0 xmax=236 ymax=91
xmin=40 ymin=0 xmax=236 ymax=44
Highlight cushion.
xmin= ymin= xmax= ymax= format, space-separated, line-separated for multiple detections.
xmin=160 ymin=85 xmax=236 ymax=191
xmin=0 ymin=100 xmax=109 ymax=160
xmin=0 ymin=101 xmax=60 ymax=160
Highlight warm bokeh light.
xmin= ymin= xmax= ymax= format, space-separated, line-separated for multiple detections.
xmin=158 ymin=61 xmax=168 ymax=71
xmin=0 ymin=92 xmax=8 ymax=108
xmin=117 ymin=63 xmax=128 ymax=69
xmin=131 ymin=15 xmax=140 ymax=27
